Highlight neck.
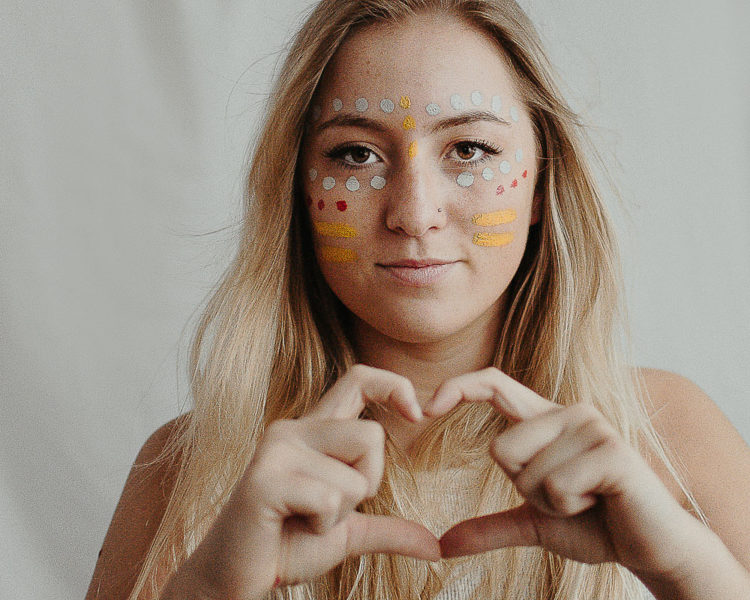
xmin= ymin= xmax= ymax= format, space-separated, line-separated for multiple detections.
xmin=351 ymin=303 xmax=503 ymax=454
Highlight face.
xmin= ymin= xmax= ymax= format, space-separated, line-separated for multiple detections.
xmin=300 ymin=13 xmax=540 ymax=345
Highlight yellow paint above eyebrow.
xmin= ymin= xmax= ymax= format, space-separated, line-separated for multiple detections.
xmin=402 ymin=115 xmax=416 ymax=130
xmin=471 ymin=209 xmax=517 ymax=226
xmin=473 ymin=232 xmax=514 ymax=247
xmin=320 ymin=246 xmax=358 ymax=263
xmin=399 ymin=96 xmax=411 ymax=109
xmin=314 ymin=221 xmax=358 ymax=238
xmin=408 ymin=140 xmax=418 ymax=159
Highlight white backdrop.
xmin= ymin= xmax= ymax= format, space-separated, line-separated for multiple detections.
xmin=1 ymin=1 xmax=748 ymax=598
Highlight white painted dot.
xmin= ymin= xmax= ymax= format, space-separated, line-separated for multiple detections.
xmin=322 ymin=176 xmax=336 ymax=190
xmin=355 ymin=98 xmax=369 ymax=112
xmin=510 ymin=106 xmax=520 ymax=122
xmin=456 ymin=171 xmax=474 ymax=188
xmin=345 ymin=176 xmax=360 ymax=192
xmin=311 ymin=105 xmax=321 ymax=120
xmin=380 ymin=99 xmax=395 ymax=113
xmin=471 ymin=91 xmax=483 ymax=106
xmin=499 ymin=161 xmax=511 ymax=174
xmin=450 ymin=94 xmax=464 ymax=110
xmin=370 ymin=175 xmax=386 ymax=190
xmin=515 ymin=148 xmax=523 ymax=163
xmin=425 ymin=103 xmax=441 ymax=116
xmin=332 ymin=98 xmax=343 ymax=112
xmin=482 ymin=167 xmax=494 ymax=181
xmin=491 ymin=95 xmax=502 ymax=112
xmin=309 ymin=168 xmax=318 ymax=181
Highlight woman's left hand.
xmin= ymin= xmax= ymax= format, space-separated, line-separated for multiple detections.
xmin=429 ymin=367 xmax=704 ymax=584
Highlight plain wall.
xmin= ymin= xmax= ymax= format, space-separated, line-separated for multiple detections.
xmin=1 ymin=1 xmax=747 ymax=598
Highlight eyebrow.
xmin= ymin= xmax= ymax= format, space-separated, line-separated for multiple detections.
xmin=314 ymin=110 xmax=510 ymax=136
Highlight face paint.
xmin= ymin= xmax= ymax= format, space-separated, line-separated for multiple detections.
xmin=482 ymin=167 xmax=494 ymax=181
xmin=491 ymin=95 xmax=502 ymax=112
xmin=399 ymin=96 xmax=411 ymax=109
xmin=371 ymin=175 xmax=386 ymax=189
xmin=499 ymin=161 xmax=511 ymax=174
xmin=380 ymin=98 xmax=395 ymax=113
xmin=473 ymin=232 xmax=514 ymax=247
xmin=322 ymin=176 xmax=336 ymax=190
xmin=510 ymin=106 xmax=520 ymax=122
xmin=471 ymin=209 xmax=517 ymax=226
xmin=450 ymin=94 xmax=464 ymax=110
xmin=408 ymin=141 xmax=418 ymax=159
xmin=402 ymin=115 xmax=416 ymax=130
xmin=496 ymin=185 xmax=505 ymax=195
xmin=470 ymin=90 xmax=482 ymax=106
xmin=425 ymin=103 xmax=440 ymax=116
xmin=332 ymin=98 xmax=343 ymax=112
xmin=522 ymin=170 xmax=528 ymax=178
xmin=317 ymin=199 xmax=325 ymax=210
xmin=320 ymin=246 xmax=358 ymax=263
xmin=457 ymin=171 xmax=474 ymax=187
xmin=336 ymin=200 xmax=347 ymax=211
xmin=355 ymin=97 xmax=369 ymax=112
xmin=346 ymin=176 xmax=360 ymax=192
xmin=314 ymin=221 xmax=358 ymax=238
xmin=515 ymin=148 xmax=523 ymax=163
xmin=511 ymin=178 xmax=518 ymax=188
xmin=309 ymin=168 xmax=318 ymax=181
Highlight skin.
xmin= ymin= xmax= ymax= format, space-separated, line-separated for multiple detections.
xmin=86 ymin=12 xmax=750 ymax=600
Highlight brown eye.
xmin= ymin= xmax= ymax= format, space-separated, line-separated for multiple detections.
xmin=349 ymin=147 xmax=372 ymax=163
xmin=455 ymin=142 xmax=480 ymax=161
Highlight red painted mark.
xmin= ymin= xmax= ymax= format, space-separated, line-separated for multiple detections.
xmin=306 ymin=195 xmax=313 ymax=206
xmin=336 ymin=200 xmax=347 ymax=212
xmin=317 ymin=199 xmax=325 ymax=210
xmin=496 ymin=185 xmax=505 ymax=196
xmin=522 ymin=170 xmax=528 ymax=178
xmin=273 ymin=576 xmax=281 ymax=588
xmin=511 ymin=179 xmax=518 ymax=188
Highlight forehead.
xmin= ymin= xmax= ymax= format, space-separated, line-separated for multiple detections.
xmin=317 ymin=12 xmax=520 ymax=104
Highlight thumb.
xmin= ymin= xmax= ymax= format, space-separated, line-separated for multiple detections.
xmin=439 ymin=503 xmax=540 ymax=558
xmin=345 ymin=513 xmax=440 ymax=561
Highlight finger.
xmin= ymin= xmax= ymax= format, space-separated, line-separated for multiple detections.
xmin=493 ymin=404 xmax=607 ymax=476
xmin=428 ymin=367 xmax=557 ymax=421
xmin=309 ymin=364 xmax=422 ymax=422
xmin=439 ymin=503 xmax=540 ymax=558
xmin=280 ymin=475 xmax=347 ymax=534
xmin=300 ymin=419 xmax=385 ymax=497
xmin=344 ymin=512 xmax=440 ymax=561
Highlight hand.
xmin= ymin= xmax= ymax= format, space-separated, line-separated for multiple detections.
xmin=180 ymin=365 xmax=440 ymax=600
xmin=430 ymin=368 xmax=700 ymax=582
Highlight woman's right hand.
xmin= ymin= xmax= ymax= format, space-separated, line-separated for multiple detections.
xmin=163 ymin=365 xmax=440 ymax=600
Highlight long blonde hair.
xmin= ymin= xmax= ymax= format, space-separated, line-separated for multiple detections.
xmin=129 ymin=1 xmax=699 ymax=598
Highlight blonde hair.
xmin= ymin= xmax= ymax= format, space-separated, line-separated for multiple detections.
xmin=129 ymin=1 xmax=700 ymax=598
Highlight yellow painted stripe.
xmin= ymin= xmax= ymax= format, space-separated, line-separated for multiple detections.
xmin=408 ymin=140 xmax=418 ymax=159
xmin=320 ymin=246 xmax=358 ymax=263
xmin=471 ymin=209 xmax=517 ymax=226
xmin=314 ymin=221 xmax=358 ymax=238
xmin=473 ymin=232 xmax=514 ymax=247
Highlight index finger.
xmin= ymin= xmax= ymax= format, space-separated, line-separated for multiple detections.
xmin=427 ymin=367 xmax=558 ymax=421
xmin=308 ymin=364 xmax=422 ymax=422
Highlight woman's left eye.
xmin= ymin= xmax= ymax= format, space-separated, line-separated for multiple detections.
xmin=448 ymin=141 xmax=500 ymax=164
xmin=326 ymin=144 xmax=380 ymax=168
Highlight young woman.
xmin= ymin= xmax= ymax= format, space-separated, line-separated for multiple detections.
xmin=85 ymin=1 xmax=750 ymax=598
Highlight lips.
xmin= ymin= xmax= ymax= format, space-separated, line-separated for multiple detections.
xmin=377 ymin=258 xmax=457 ymax=286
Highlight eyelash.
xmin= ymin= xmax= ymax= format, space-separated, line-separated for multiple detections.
xmin=323 ymin=139 xmax=503 ymax=170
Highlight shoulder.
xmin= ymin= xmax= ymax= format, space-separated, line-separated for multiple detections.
xmin=636 ymin=368 xmax=750 ymax=565
xmin=85 ymin=415 xmax=188 ymax=600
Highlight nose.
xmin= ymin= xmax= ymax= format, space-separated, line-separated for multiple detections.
xmin=384 ymin=161 xmax=447 ymax=237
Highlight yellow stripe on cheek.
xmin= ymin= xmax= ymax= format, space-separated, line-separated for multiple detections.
xmin=314 ymin=221 xmax=358 ymax=238
xmin=408 ymin=141 xmax=418 ymax=159
xmin=320 ymin=246 xmax=358 ymax=263
xmin=471 ymin=209 xmax=517 ymax=226
xmin=472 ymin=232 xmax=515 ymax=247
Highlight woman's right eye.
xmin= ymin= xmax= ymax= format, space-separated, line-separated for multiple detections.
xmin=326 ymin=144 xmax=380 ymax=168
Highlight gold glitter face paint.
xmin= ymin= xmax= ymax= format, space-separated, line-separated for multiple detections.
xmin=471 ymin=209 xmax=517 ymax=227
xmin=402 ymin=115 xmax=416 ymax=130
xmin=314 ymin=221 xmax=358 ymax=238
xmin=399 ymin=95 xmax=411 ymax=109
xmin=320 ymin=246 xmax=358 ymax=263
xmin=408 ymin=140 xmax=418 ymax=159
xmin=473 ymin=232 xmax=514 ymax=247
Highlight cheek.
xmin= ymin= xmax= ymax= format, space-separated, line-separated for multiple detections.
xmin=304 ymin=169 xmax=389 ymax=266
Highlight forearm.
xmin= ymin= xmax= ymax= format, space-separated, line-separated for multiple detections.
xmin=635 ymin=519 xmax=750 ymax=600
xmin=158 ymin=554 xmax=269 ymax=600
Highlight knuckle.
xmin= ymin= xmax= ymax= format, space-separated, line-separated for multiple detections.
xmin=568 ymin=402 xmax=599 ymax=422
xmin=542 ymin=475 xmax=572 ymax=512
xmin=361 ymin=420 xmax=386 ymax=447
xmin=348 ymin=363 xmax=371 ymax=380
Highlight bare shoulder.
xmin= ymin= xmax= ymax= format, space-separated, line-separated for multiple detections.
xmin=637 ymin=368 xmax=750 ymax=566
xmin=85 ymin=415 xmax=188 ymax=600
